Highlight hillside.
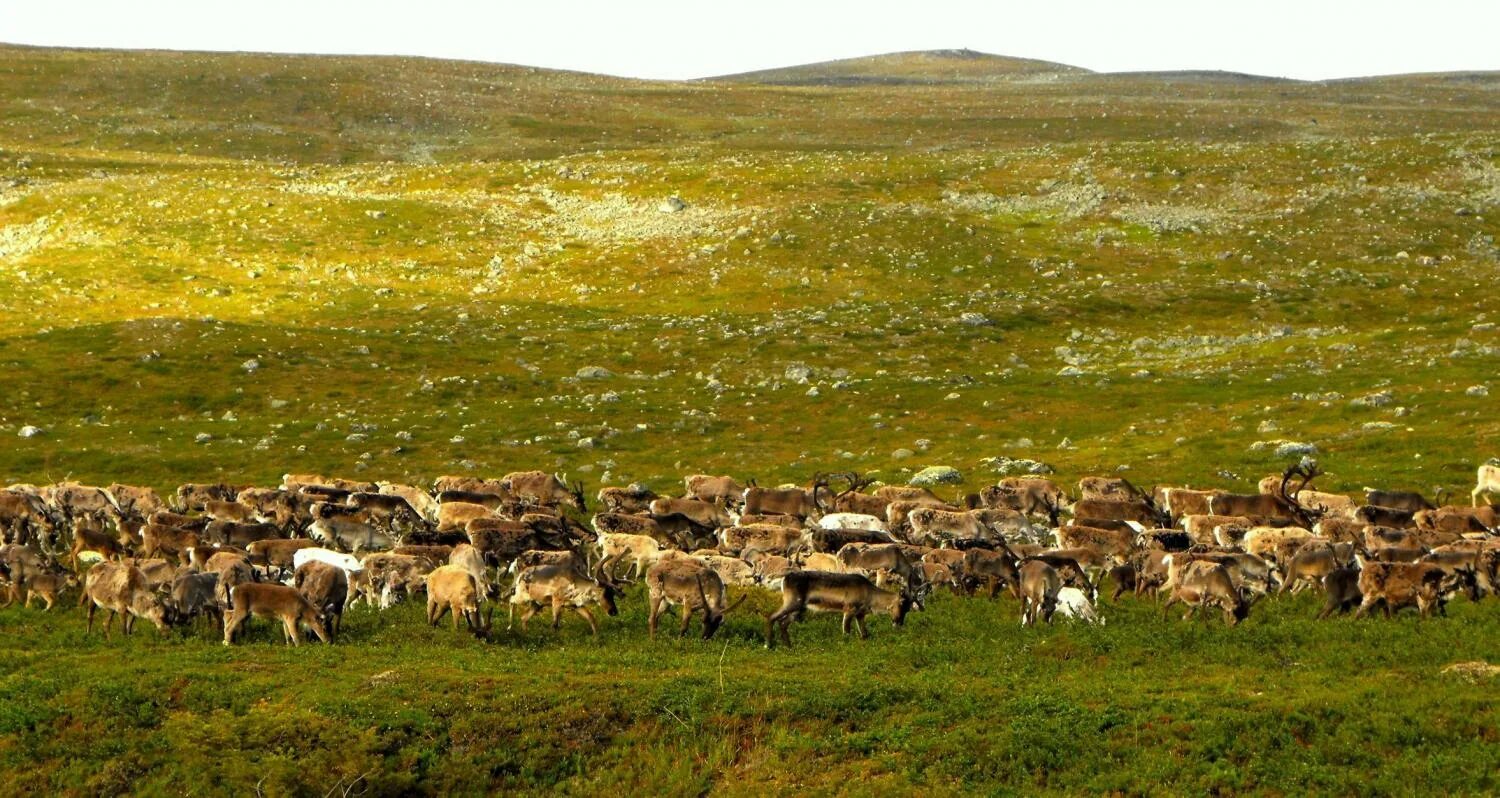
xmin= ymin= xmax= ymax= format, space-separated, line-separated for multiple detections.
xmin=709 ymin=48 xmax=1089 ymax=85
xmin=2 ymin=44 xmax=1497 ymax=496
xmin=1 ymin=42 xmax=1500 ymax=796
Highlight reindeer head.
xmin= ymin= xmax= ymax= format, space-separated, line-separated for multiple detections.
xmin=595 ymin=554 xmax=624 ymax=616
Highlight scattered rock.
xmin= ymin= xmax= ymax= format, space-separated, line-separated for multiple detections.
xmin=1249 ymin=439 xmax=1318 ymax=458
xmin=909 ymin=465 xmax=963 ymax=487
xmin=194 ymin=432 xmax=213 ymax=444
xmin=17 ymin=425 xmax=43 ymax=438
xmin=241 ymin=359 xmax=260 ymax=373
xmin=1057 ymin=366 xmax=1087 ymax=377
xmin=1441 ymin=661 xmax=1500 ymax=682
xmin=576 ymin=366 xmax=613 ymax=380
xmin=982 ymin=456 xmax=1055 ymax=475
xmin=658 ymin=196 xmax=687 ymax=213
xmin=1466 ymin=385 xmax=1490 ymax=397
xmin=784 ymin=363 xmax=814 ymax=384
xmin=1350 ymin=390 xmax=1394 ymax=408
xmin=957 ymin=312 xmax=992 ymax=327
xmin=891 ymin=448 xmax=914 ymax=460
xmin=805 ymin=386 xmax=820 ymax=397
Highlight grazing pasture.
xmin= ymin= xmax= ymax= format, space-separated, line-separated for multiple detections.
xmin=2 ymin=580 xmax=1498 ymax=795
xmin=1 ymin=44 xmax=1499 ymax=793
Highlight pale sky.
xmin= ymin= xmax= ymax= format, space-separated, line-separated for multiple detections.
xmin=4 ymin=0 xmax=1498 ymax=81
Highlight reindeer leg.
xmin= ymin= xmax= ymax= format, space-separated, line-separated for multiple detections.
xmin=855 ymin=612 xmax=870 ymax=639
xmin=576 ymin=606 xmax=597 ymax=635
xmin=223 ymin=609 xmax=244 ymax=645
xmin=104 ymin=609 xmax=116 ymax=639
xmin=678 ymin=605 xmax=693 ymax=637
xmin=451 ymin=603 xmax=464 ymax=631
xmin=550 ymin=596 xmax=564 ymax=629
xmin=86 ymin=601 xmax=97 ymax=634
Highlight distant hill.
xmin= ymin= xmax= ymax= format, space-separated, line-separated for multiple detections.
xmin=707 ymin=48 xmax=1089 ymax=85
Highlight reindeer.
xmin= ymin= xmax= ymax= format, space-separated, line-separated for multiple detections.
xmin=83 ymin=562 xmax=171 ymax=637
xmin=743 ymin=475 xmax=829 ymax=520
xmin=425 ymin=564 xmax=492 ymax=638
xmin=645 ymin=558 xmax=747 ymax=639
xmin=507 ymin=555 xmax=623 ymax=635
xmin=1210 ymin=463 xmax=1323 ymax=526
xmin=1473 ymin=463 xmax=1500 ymax=507
xmin=222 ymin=583 xmax=331 ymax=645
xmin=597 ymin=484 xmax=660 ymax=514
xmin=764 ymin=570 xmax=926 ymax=648
xmin=683 ymin=475 xmax=746 ymax=508
xmin=499 ymin=471 xmax=586 ymax=513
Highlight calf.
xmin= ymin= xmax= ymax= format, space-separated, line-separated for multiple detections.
xmin=424 ymin=564 xmax=490 ymax=637
xmin=168 ymin=571 xmax=223 ymax=630
xmin=1017 ymin=560 xmax=1061 ymax=626
xmin=20 ymin=570 xmax=76 ymax=610
xmin=1161 ymin=561 xmax=1249 ymax=625
xmin=1316 ymin=568 xmax=1363 ymax=619
xmin=223 ymin=583 xmax=330 ymax=645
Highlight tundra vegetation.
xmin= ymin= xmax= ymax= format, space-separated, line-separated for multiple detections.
xmin=1 ymin=46 xmax=1499 ymax=793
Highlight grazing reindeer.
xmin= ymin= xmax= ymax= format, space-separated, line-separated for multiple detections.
xmin=764 ymin=571 xmax=926 ymax=648
xmin=84 ymin=562 xmax=171 ymax=637
xmin=425 ymin=564 xmax=493 ymax=639
xmin=508 ymin=555 xmax=623 ymax=635
xmin=499 ymin=471 xmax=587 ymax=512
xmin=1018 ymin=560 xmax=1062 ymax=626
xmin=222 ymin=583 xmax=331 ymax=646
xmin=645 ymin=558 xmax=747 ymax=639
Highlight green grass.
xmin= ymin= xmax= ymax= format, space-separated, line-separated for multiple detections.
xmin=2 ymin=587 xmax=1497 ymax=795
xmin=1 ymin=44 xmax=1500 ymax=793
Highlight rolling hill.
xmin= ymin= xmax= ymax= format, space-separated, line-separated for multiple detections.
xmin=1 ymin=42 xmax=1499 ymax=796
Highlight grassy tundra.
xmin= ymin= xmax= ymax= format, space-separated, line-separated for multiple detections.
xmin=1 ymin=45 xmax=1499 ymax=793
xmin=2 ymin=585 xmax=1498 ymax=795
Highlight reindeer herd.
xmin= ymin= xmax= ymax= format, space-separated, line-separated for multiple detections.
xmin=2 ymin=462 xmax=1498 ymax=648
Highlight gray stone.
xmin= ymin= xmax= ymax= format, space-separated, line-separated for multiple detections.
xmin=1466 ymin=385 xmax=1489 ymax=397
xmin=659 ymin=196 xmax=687 ymax=213
xmin=576 ymin=366 xmax=614 ymax=380
xmin=17 ymin=425 xmax=43 ymax=438
xmin=909 ymin=465 xmax=963 ymax=487
xmin=891 ymin=448 xmax=914 ymax=460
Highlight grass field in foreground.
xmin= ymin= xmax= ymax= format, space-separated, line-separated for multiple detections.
xmin=1 ymin=586 xmax=1498 ymax=796
xmin=2 ymin=44 xmax=1500 ymax=795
